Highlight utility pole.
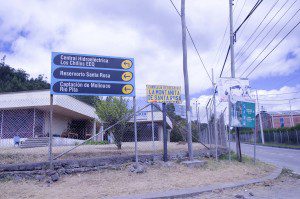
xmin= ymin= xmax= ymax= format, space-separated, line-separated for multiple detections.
xmin=181 ymin=0 xmax=193 ymax=161
xmin=256 ymin=90 xmax=265 ymax=144
xmin=289 ymin=99 xmax=294 ymax=127
xmin=229 ymin=0 xmax=242 ymax=162
xmin=212 ymin=69 xmax=218 ymax=160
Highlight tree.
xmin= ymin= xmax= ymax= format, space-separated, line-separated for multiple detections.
xmin=95 ymin=97 xmax=132 ymax=149
xmin=166 ymin=103 xmax=186 ymax=142
xmin=0 ymin=62 xmax=50 ymax=93
xmin=73 ymin=96 xmax=98 ymax=106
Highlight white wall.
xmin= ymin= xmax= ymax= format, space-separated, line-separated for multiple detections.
xmin=44 ymin=112 xmax=70 ymax=136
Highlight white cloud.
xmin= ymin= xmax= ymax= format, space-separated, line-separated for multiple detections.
xmin=0 ymin=0 xmax=299 ymax=98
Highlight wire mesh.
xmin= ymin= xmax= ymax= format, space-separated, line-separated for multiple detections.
xmin=0 ymin=91 xmax=228 ymax=166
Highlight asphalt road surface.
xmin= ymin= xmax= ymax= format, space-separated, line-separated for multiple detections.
xmin=230 ymin=142 xmax=300 ymax=174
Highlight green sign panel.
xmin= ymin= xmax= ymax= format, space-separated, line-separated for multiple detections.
xmin=231 ymin=101 xmax=255 ymax=128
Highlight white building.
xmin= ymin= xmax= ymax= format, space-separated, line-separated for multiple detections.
xmin=0 ymin=90 xmax=173 ymax=147
xmin=0 ymin=90 xmax=101 ymax=147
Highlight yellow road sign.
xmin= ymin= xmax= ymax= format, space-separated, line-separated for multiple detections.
xmin=146 ymin=85 xmax=182 ymax=104
xmin=121 ymin=59 xmax=133 ymax=69
xmin=122 ymin=84 xmax=134 ymax=94
xmin=121 ymin=72 xmax=133 ymax=81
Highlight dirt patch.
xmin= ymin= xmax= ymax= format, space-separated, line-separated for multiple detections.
xmin=0 ymin=141 xmax=206 ymax=164
xmin=0 ymin=159 xmax=274 ymax=199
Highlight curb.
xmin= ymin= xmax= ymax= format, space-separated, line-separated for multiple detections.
xmin=110 ymin=167 xmax=282 ymax=199
xmin=243 ymin=142 xmax=300 ymax=150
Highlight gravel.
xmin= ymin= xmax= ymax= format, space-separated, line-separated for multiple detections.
xmin=0 ymin=159 xmax=274 ymax=199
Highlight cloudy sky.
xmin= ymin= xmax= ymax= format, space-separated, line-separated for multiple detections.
xmin=0 ymin=0 xmax=299 ymax=120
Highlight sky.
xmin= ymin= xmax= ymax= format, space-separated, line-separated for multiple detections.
xmin=0 ymin=0 xmax=299 ymax=121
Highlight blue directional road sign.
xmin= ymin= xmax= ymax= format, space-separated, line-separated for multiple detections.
xmin=51 ymin=52 xmax=135 ymax=96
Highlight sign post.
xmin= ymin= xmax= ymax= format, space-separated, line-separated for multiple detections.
xmin=50 ymin=52 xmax=136 ymax=167
xmin=146 ymin=85 xmax=182 ymax=162
xmin=151 ymin=103 xmax=156 ymax=160
xmin=51 ymin=52 xmax=135 ymax=97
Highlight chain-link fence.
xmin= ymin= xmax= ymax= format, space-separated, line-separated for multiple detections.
xmin=0 ymin=90 xmax=228 ymax=166
xmin=231 ymin=130 xmax=300 ymax=145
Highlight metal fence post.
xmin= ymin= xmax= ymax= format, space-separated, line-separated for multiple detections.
xmin=296 ymin=130 xmax=299 ymax=145
xmin=280 ymin=131 xmax=283 ymax=144
xmin=287 ymin=131 xmax=290 ymax=144
xmin=162 ymin=103 xmax=168 ymax=162
xmin=254 ymin=128 xmax=256 ymax=165
xmin=133 ymin=96 xmax=138 ymax=166
xmin=49 ymin=94 xmax=53 ymax=170
xmin=228 ymin=128 xmax=231 ymax=162
xmin=0 ymin=110 xmax=3 ymax=139
xmin=151 ymin=103 xmax=156 ymax=160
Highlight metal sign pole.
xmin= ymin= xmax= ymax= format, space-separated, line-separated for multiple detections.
xmin=162 ymin=103 xmax=168 ymax=162
xmin=49 ymin=94 xmax=54 ymax=170
xmin=151 ymin=103 xmax=156 ymax=160
xmin=133 ymin=96 xmax=138 ymax=166
xmin=228 ymin=125 xmax=231 ymax=162
xmin=253 ymin=126 xmax=257 ymax=165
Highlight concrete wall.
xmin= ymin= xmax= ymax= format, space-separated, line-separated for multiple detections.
xmin=44 ymin=112 xmax=70 ymax=136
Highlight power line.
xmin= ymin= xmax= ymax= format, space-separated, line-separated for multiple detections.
xmin=276 ymin=75 xmax=300 ymax=88
xmin=219 ymin=46 xmax=230 ymax=77
xmin=234 ymin=0 xmax=264 ymax=35
xmin=251 ymin=90 xmax=300 ymax=96
xmin=245 ymin=19 xmax=300 ymax=78
xmin=240 ymin=8 xmax=300 ymax=77
xmin=258 ymin=97 xmax=300 ymax=101
xmin=236 ymin=0 xmax=294 ymax=71
xmin=214 ymin=0 xmax=241 ymax=69
xmin=169 ymin=0 xmax=212 ymax=83
xmin=235 ymin=0 xmax=281 ymax=62
xmin=220 ymin=0 xmax=265 ymax=77
xmin=234 ymin=0 xmax=247 ymax=28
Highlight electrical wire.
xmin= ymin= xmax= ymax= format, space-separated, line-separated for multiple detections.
xmin=234 ymin=0 xmax=264 ymax=35
xmin=251 ymin=90 xmax=300 ymax=96
xmin=244 ymin=19 xmax=300 ymax=77
xmin=220 ymin=0 xmax=265 ymax=77
xmin=169 ymin=0 xmax=212 ymax=83
xmin=236 ymin=0 xmax=294 ymax=71
xmin=235 ymin=0 xmax=281 ymax=62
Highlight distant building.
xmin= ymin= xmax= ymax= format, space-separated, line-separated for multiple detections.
xmin=268 ymin=110 xmax=300 ymax=128
xmin=0 ymin=90 xmax=101 ymax=147
xmin=255 ymin=110 xmax=300 ymax=130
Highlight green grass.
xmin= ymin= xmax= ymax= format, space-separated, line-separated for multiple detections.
xmin=219 ymin=151 xmax=254 ymax=163
xmin=84 ymin=140 xmax=109 ymax=145
xmin=241 ymin=141 xmax=300 ymax=149
xmin=259 ymin=142 xmax=300 ymax=149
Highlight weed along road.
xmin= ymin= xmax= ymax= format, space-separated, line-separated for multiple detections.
xmin=230 ymin=142 xmax=300 ymax=174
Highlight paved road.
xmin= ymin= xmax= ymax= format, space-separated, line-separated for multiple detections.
xmin=230 ymin=142 xmax=300 ymax=174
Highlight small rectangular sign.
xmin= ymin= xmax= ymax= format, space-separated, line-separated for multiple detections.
xmin=231 ymin=101 xmax=255 ymax=128
xmin=146 ymin=85 xmax=181 ymax=104
xmin=51 ymin=52 xmax=135 ymax=96
xmin=217 ymin=78 xmax=251 ymax=102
